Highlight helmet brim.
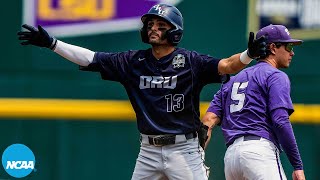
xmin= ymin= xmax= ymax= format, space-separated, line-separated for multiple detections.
xmin=141 ymin=13 xmax=181 ymax=30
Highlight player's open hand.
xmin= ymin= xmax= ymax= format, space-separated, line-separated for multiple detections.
xmin=247 ymin=32 xmax=267 ymax=59
xmin=17 ymin=24 xmax=57 ymax=50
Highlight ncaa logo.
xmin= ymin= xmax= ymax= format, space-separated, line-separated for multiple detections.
xmin=2 ymin=144 xmax=35 ymax=178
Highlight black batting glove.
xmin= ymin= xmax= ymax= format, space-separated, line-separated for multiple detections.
xmin=17 ymin=24 xmax=57 ymax=50
xmin=197 ymin=123 xmax=209 ymax=150
xmin=247 ymin=32 xmax=267 ymax=59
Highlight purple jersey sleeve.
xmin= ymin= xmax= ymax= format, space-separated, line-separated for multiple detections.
xmin=206 ymin=76 xmax=234 ymax=125
xmin=206 ymin=88 xmax=224 ymax=126
xmin=207 ymin=89 xmax=223 ymax=119
xmin=271 ymin=108 xmax=303 ymax=170
xmin=268 ymin=72 xmax=294 ymax=115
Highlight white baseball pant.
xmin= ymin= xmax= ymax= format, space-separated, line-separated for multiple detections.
xmin=224 ymin=136 xmax=287 ymax=180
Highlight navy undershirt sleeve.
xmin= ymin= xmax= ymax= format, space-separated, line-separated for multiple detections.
xmin=271 ymin=108 xmax=303 ymax=170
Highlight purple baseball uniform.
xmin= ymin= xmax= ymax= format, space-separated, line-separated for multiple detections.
xmin=207 ymin=61 xmax=303 ymax=179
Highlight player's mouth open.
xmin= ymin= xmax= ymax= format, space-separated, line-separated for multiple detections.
xmin=149 ymin=33 xmax=159 ymax=37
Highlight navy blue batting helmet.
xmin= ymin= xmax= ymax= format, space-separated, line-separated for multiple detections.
xmin=140 ymin=4 xmax=183 ymax=45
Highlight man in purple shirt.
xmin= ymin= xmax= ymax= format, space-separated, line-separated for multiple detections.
xmin=203 ymin=24 xmax=306 ymax=180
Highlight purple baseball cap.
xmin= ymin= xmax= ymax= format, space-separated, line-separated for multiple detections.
xmin=256 ymin=24 xmax=303 ymax=45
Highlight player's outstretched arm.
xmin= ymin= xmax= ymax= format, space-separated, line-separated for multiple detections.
xmin=17 ymin=24 xmax=95 ymax=66
xmin=218 ymin=32 xmax=267 ymax=75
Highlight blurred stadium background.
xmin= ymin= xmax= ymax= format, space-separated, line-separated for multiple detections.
xmin=1 ymin=0 xmax=319 ymax=179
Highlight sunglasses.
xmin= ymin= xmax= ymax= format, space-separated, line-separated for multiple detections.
xmin=274 ymin=42 xmax=294 ymax=52
xmin=284 ymin=43 xmax=294 ymax=52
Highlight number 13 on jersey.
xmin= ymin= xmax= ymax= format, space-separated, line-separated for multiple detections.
xmin=165 ymin=94 xmax=184 ymax=112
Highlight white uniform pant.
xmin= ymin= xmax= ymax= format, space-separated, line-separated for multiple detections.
xmin=131 ymin=135 xmax=209 ymax=180
xmin=224 ymin=136 xmax=287 ymax=180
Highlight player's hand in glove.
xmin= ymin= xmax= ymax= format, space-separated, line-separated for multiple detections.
xmin=17 ymin=24 xmax=57 ymax=50
xmin=197 ymin=123 xmax=209 ymax=150
xmin=247 ymin=32 xmax=267 ymax=59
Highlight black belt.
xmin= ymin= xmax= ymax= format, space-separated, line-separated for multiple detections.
xmin=227 ymin=135 xmax=262 ymax=147
xmin=148 ymin=132 xmax=197 ymax=146
xmin=243 ymin=135 xmax=261 ymax=141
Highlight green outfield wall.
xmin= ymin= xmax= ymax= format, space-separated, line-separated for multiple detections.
xmin=1 ymin=0 xmax=319 ymax=179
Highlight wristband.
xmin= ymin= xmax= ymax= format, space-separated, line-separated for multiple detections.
xmin=49 ymin=37 xmax=58 ymax=50
xmin=240 ymin=50 xmax=253 ymax=64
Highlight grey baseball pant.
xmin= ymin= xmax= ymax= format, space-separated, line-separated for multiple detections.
xmin=131 ymin=134 xmax=209 ymax=180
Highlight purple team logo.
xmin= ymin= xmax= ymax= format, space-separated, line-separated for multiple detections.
xmin=22 ymin=0 xmax=183 ymax=37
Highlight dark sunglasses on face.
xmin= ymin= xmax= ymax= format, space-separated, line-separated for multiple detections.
xmin=275 ymin=42 xmax=294 ymax=52
xmin=284 ymin=43 xmax=294 ymax=52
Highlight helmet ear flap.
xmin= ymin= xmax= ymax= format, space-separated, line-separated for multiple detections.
xmin=166 ymin=29 xmax=183 ymax=45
